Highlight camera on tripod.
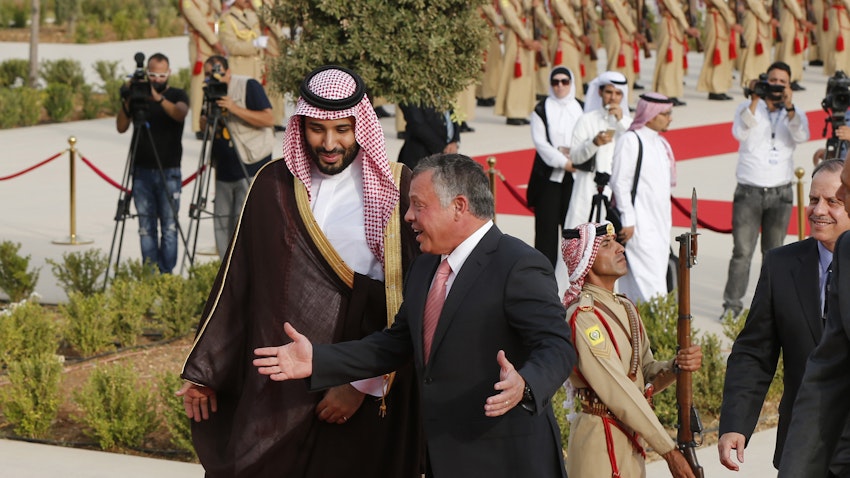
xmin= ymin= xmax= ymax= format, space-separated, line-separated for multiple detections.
xmin=743 ymin=73 xmax=785 ymax=102
xmin=821 ymin=70 xmax=850 ymax=160
xmin=122 ymin=52 xmax=152 ymax=119
xmin=203 ymin=63 xmax=229 ymax=118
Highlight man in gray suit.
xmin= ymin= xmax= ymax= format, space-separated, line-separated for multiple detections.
xmin=253 ymin=153 xmax=576 ymax=478
xmin=778 ymin=158 xmax=850 ymax=477
xmin=718 ymin=159 xmax=850 ymax=472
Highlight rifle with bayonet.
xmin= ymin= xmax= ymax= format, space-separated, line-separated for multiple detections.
xmin=773 ymin=0 xmax=783 ymax=43
xmin=636 ymin=0 xmax=653 ymax=57
xmin=687 ymin=0 xmax=705 ymax=52
xmin=805 ymin=0 xmax=818 ymax=47
xmin=675 ymin=189 xmax=705 ymax=478
xmin=581 ymin=0 xmax=600 ymax=60
xmin=731 ymin=0 xmax=748 ymax=48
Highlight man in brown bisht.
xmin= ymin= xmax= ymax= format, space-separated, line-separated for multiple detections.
xmin=177 ymin=65 xmax=422 ymax=478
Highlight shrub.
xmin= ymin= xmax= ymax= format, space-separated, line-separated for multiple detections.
xmin=73 ymin=363 xmax=158 ymax=450
xmin=0 ymin=240 xmax=41 ymax=302
xmin=93 ymin=59 xmax=122 ymax=85
xmin=0 ymin=86 xmax=44 ymax=127
xmin=155 ymin=5 xmax=182 ymax=37
xmin=637 ymin=291 xmax=726 ymax=428
xmin=0 ymin=298 xmax=59 ymax=368
xmin=80 ymin=84 xmax=102 ymax=119
xmin=0 ymin=353 xmax=63 ymax=439
xmin=46 ymin=248 xmax=109 ymax=296
xmin=721 ymin=309 xmax=785 ymax=403
xmin=40 ymin=59 xmax=85 ymax=90
xmin=106 ymin=277 xmax=151 ymax=348
xmin=151 ymin=274 xmax=200 ymax=339
xmin=114 ymin=257 xmax=159 ymax=284
xmin=111 ymin=10 xmax=132 ymax=41
xmin=159 ymin=372 xmax=196 ymax=456
xmin=170 ymin=67 xmax=192 ymax=94
xmin=0 ymin=59 xmax=29 ymax=88
xmin=187 ymin=258 xmax=221 ymax=315
xmin=60 ymin=291 xmax=114 ymax=357
xmin=43 ymin=83 xmax=75 ymax=122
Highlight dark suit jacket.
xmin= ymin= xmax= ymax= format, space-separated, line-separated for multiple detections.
xmin=779 ymin=231 xmax=850 ymax=477
xmin=397 ymin=104 xmax=460 ymax=169
xmin=310 ymin=226 xmax=576 ymax=478
xmin=720 ymin=238 xmax=825 ymax=468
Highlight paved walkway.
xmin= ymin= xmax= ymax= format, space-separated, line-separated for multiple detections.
xmin=1 ymin=33 xmax=833 ymax=476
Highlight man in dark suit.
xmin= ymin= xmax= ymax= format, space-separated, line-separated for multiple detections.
xmin=254 ymin=153 xmax=576 ymax=478
xmin=717 ymin=159 xmax=850 ymax=473
xmin=397 ymin=103 xmax=460 ymax=169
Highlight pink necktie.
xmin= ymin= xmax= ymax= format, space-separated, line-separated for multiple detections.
xmin=423 ymin=259 xmax=451 ymax=363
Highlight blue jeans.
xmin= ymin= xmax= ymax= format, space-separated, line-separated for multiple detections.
xmin=133 ymin=167 xmax=181 ymax=274
xmin=722 ymin=183 xmax=793 ymax=312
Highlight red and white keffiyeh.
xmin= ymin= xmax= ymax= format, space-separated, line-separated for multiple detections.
xmin=562 ymin=223 xmax=607 ymax=306
xmin=283 ymin=66 xmax=398 ymax=264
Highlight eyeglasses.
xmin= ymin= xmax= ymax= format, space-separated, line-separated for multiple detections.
xmin=551 ymin=78 xmax=571 ymax=86
xmin=146 ymin=71 xmax=170 ymax=80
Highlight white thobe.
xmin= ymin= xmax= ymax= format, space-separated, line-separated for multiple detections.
xmin=310 ymin=152 xmax=385 ymax=397
xmin=564 ymin=108 xmax=633 ymax=228
xmin=610 ymin=126 xmax=673 ymax=303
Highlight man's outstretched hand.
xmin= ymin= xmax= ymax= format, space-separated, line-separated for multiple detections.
xmin=253 ymin=322 xmax=314 ymax=380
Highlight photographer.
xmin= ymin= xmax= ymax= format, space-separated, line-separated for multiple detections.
xmin=720 ymin=61 xmax=810 ymax=320
xmin=201 ymin=55 xmax=273 ymax=259
xmin=116 ymin=52 xmax=189 ymax=274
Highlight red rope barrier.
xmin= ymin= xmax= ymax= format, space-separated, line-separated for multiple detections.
xmin=79 ymin=155 xmax=131 ymax=193
xmin=497 ymin=173 xmax=533 ymax=213
xmin=0 ymin=151 xmax=66 ymax=181
xmin=182 ymin=164 xmax=207 ymax=187
xmin=670 ymin=195 xmax=732 ymax=234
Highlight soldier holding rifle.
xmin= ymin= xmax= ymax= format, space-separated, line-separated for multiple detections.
xmin=697 ymin=0 xmax=741 ymax=101
xmin=652 ymin=0 xmax=701 ymax=106
xmin=562 ymin=222 xmax=703 ymax=478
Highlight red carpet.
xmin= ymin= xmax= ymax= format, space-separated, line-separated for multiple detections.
xmin=472 ymin=109 xmax=825 ymax=235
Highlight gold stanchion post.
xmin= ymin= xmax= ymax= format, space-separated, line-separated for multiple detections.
xmin=795 ymin=167 xmax=805 ymax=241
xmin=53 ymin=136 xmax=93 ymax=245
xmin=487 ymin=156 xmax=497 ymax=225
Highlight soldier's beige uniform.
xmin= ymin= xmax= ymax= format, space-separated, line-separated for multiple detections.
xmin=578 ymin=0 xmax=601 ymax=83
xmin=477 ymin=3 xmax=505 ymax=102
xmin=566 ymin=284 xmax=677 ymax=477
xmin=697 ymin=0 xmax=737 ymax=95
xmin=652 ymin=0 xmax=691 ymax=99
xmin=775 ymin=0 xmax=808 ymax=83
xmin=219 ymin=4 xmax=263 ymax=80
xmin=738 ymin=0 xmax=773 ymax=87
xmin=180 ymin=0 xmax=222 ymax=134
xmin=495 ymin=0 xmax=538 ymax=120
xmin=535 ymin=2 xmax=556 ymax=97
xmin=258 ymin=0 xmax=285 ymax=128
xmin=824 ymin=0 xmax=850 ymax=75
xmin=602 ymin=0 xmax=639 ymax=87
xmin=551 ymin=0 xmax=587 ymax=99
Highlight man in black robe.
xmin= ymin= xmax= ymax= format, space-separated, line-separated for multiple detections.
xmin=178 ymin=65 xmax=422 ymax=477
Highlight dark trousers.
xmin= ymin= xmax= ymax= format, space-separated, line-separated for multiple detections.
xmin=532 ymin=178 xmax=573 ymax=267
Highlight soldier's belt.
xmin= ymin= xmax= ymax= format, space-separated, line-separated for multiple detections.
xmin=576 ymin=387 xmax=616 ymax=417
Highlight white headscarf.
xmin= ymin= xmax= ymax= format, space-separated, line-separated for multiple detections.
xmin=583 ymin=71 xmax=631 ymax=115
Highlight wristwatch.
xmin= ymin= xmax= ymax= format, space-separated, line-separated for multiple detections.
xmin=157 ymin=97 xmax=165 ymax=104
xmin=786 ymin=104 xmax=795 ymax=113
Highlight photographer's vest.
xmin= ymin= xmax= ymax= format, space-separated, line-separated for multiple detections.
xmin=226 ymin=75 xmax=275 ymax=164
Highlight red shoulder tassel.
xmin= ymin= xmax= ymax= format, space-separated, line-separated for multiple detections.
xmin=839 ymin=34 xmax=846 ymax=52
xmin=794 ymin=37 xmax=802 ymax=53
xmin=756 ymin=41 xmax=764 ymax=55
xmin=729 ymin=40 xmax=737 ymax=60
xmin=554 ymin=48 xmax=563 ymax=65
xmin=514 ymin=56 xmax=522 ymax=78
xmin=580 ymin=62 xmax=586 ymax=78
xmin=193 ymin=61 xmax=203 ymax=75
xmin=667 ymin=47 xmax=674 ymax=62
xmin=617 ymin=52 xmax=626 ymax=67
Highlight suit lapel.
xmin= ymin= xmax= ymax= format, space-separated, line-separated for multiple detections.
xmin=426 ymin=226 xmax=502 ymax=368
xmin=792 ymin=238 xmax=824 ymax=342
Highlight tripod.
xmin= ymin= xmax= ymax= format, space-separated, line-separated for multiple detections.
xmin=181 ymin=99 xmax=253 ymax=272
xmin=822 ymin=111 xmax=849 ymax=161
xmin=104 ymin=100 xmax=191 ymax=288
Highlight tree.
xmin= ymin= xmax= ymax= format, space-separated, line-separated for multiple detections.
xmin=265 ymin=0 xmax=489 ymax=110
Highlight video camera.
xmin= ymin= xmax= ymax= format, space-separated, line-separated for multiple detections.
xmin=743 ymin=73 xmax=785 ymax=102
xmin=202 ymin=63 xmax=229 ymax=119
xmin=821 ymin=71 xmax=850 ymax=160
xmin=122 ymin=52 xmax=152 ymax=120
